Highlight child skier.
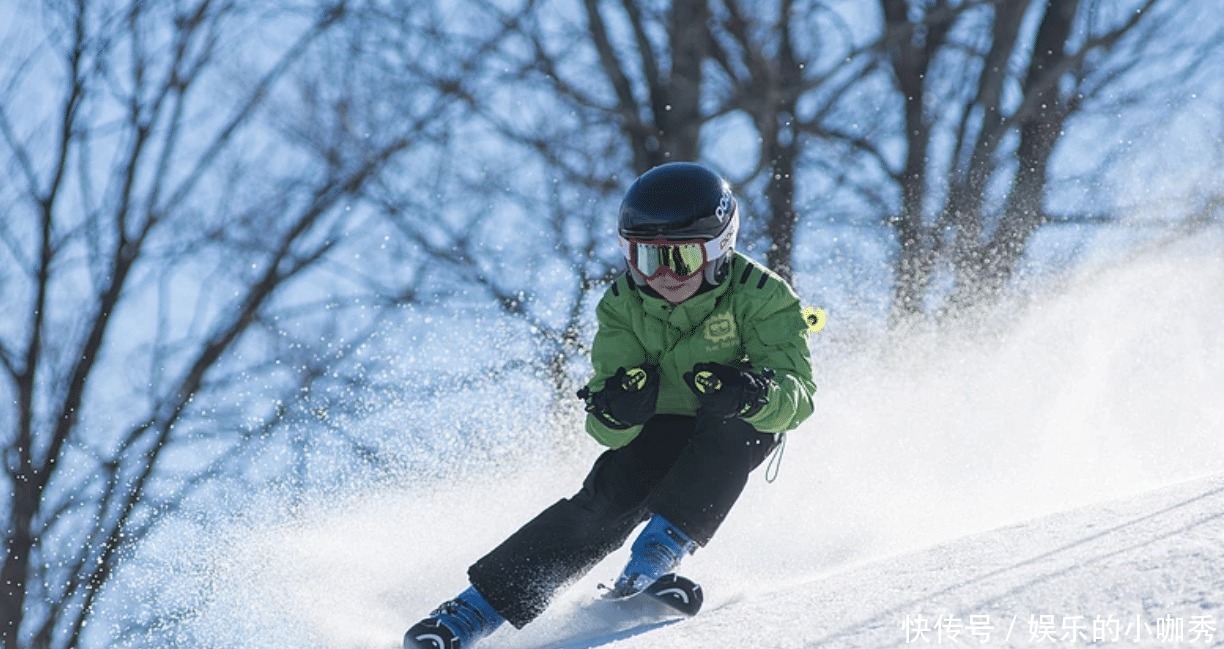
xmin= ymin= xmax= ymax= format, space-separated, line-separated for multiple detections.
xmin=405 ymin=162 xmax=816 ymax=649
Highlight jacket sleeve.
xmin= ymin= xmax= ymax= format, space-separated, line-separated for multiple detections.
xmin=740 ymin=279 xmax=816 ymax=433
xmin=583 ymin=278 xmax=648 ymax=448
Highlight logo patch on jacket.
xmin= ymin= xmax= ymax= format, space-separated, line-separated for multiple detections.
xmin=703 ymin=312 xmax=738 ymax=349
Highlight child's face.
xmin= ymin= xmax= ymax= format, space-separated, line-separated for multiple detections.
xmin=646 ymin=270 xmax=704 ymax=304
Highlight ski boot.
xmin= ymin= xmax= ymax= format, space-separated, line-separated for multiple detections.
xmin=604 ymin=514 xmax=698 ymax=599
xmin=404 ymin=585 xmax=505 ymax=649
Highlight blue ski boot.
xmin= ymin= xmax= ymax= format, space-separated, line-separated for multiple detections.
xmin=605 ymin=514 xmax=698 ymax=599
xmin=404 ymin=585 xmax=505 ymax=649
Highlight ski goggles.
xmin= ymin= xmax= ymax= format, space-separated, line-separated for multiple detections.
xmin=618 ymin=217 xmax=738 ymax=280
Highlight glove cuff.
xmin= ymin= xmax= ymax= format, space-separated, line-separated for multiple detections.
xmin=592 ymin=408 xmax=634 ymax=430
xmin=739 ymin=368 xmax=775 ymax=417
xmin=740 ymin=400 xmax=765 ymax=418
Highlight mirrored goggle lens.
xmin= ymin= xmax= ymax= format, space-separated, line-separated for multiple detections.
xmin=631 ymin=242 xmax=706 ymax=278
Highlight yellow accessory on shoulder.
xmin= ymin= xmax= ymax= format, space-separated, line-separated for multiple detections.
xmin=802 ymin=306 xmax=827 ymax=334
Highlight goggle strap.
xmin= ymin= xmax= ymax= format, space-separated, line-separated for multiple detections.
xmin=702 ymin=217 xmax=737 ymax=260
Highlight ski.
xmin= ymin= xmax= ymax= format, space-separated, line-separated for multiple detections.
xmin=601 ymin=573 xmax=703 ymax=617
xmin=642 ymin=573 xmax=703 ymax=616
xmin=530 ymin=575 xmax=701 ymax=649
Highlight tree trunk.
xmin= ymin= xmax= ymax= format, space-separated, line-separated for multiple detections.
xmin=980 ymin=0 xmax=1080 ymax=297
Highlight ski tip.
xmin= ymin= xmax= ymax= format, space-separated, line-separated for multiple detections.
xmin=646 ymin=574 xmax=703 ymax=617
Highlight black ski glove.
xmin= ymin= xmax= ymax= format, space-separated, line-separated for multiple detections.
xmin=577 ymin=364 xmax=660 ymax=429
xmin=683 ymin=362 xmax=774 ymax=420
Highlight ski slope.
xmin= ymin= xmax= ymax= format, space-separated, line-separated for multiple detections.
xmin=511 ymin=474 xmax=1224 ymax=648
xmin=170 ymin=231 xmax=1224 ymax=649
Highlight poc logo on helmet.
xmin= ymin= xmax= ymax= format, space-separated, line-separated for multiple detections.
xmin=714 ymin=188 xmax=733 ymax=221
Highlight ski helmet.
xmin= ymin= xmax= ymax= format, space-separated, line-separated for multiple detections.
xmin=617 ymin=163 xmax=739 ymax=301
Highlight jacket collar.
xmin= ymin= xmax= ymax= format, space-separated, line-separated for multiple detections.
xmin=638 ymin=257 xmax=737 ymax=333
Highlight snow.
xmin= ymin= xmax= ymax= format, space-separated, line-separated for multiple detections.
xmin=173 ymin=230 xmax=1224 ymax=648
xmin=571 ymin=474 xmax=1224 ymax=648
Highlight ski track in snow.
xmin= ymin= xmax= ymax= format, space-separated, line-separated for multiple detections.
xmin=167 ymin=232 xmax=1224 ymax=648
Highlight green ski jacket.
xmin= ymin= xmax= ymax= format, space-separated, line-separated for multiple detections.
xmin=584 ymin=252 xmax=816 ymax=448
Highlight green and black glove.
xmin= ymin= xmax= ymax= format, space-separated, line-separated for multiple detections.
xmin=577 ymin=364 xmax=660 ymax=429
xmin=683 ymin=362 xmax=774 ymax=419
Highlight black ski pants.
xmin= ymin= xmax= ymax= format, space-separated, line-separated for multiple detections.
xmin=467 ymin=414 xmax=778 ymax=628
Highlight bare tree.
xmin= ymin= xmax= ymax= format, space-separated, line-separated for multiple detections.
xmin=706 ymin=0 xmax=870 ymax=281
xmin=693 ymin=0 xmax=1221 ymax=320
xmin=417 ymin=0 xmax=1222 ymax=341
xmin=348 ymin=0 xmax=712 ymax=407
xmin=0 ymin=2 xmax=449 ymax=647
xmin=870 ymin=0 xmax=1221 ymax=322
xmin=569 ymin=0 xmax=709 ymax=171
xmin=401 ymin=0 xmax=730 ymax=401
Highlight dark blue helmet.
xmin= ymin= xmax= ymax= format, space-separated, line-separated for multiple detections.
xmin=618 ymin=162 xmax=739 ymax=242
